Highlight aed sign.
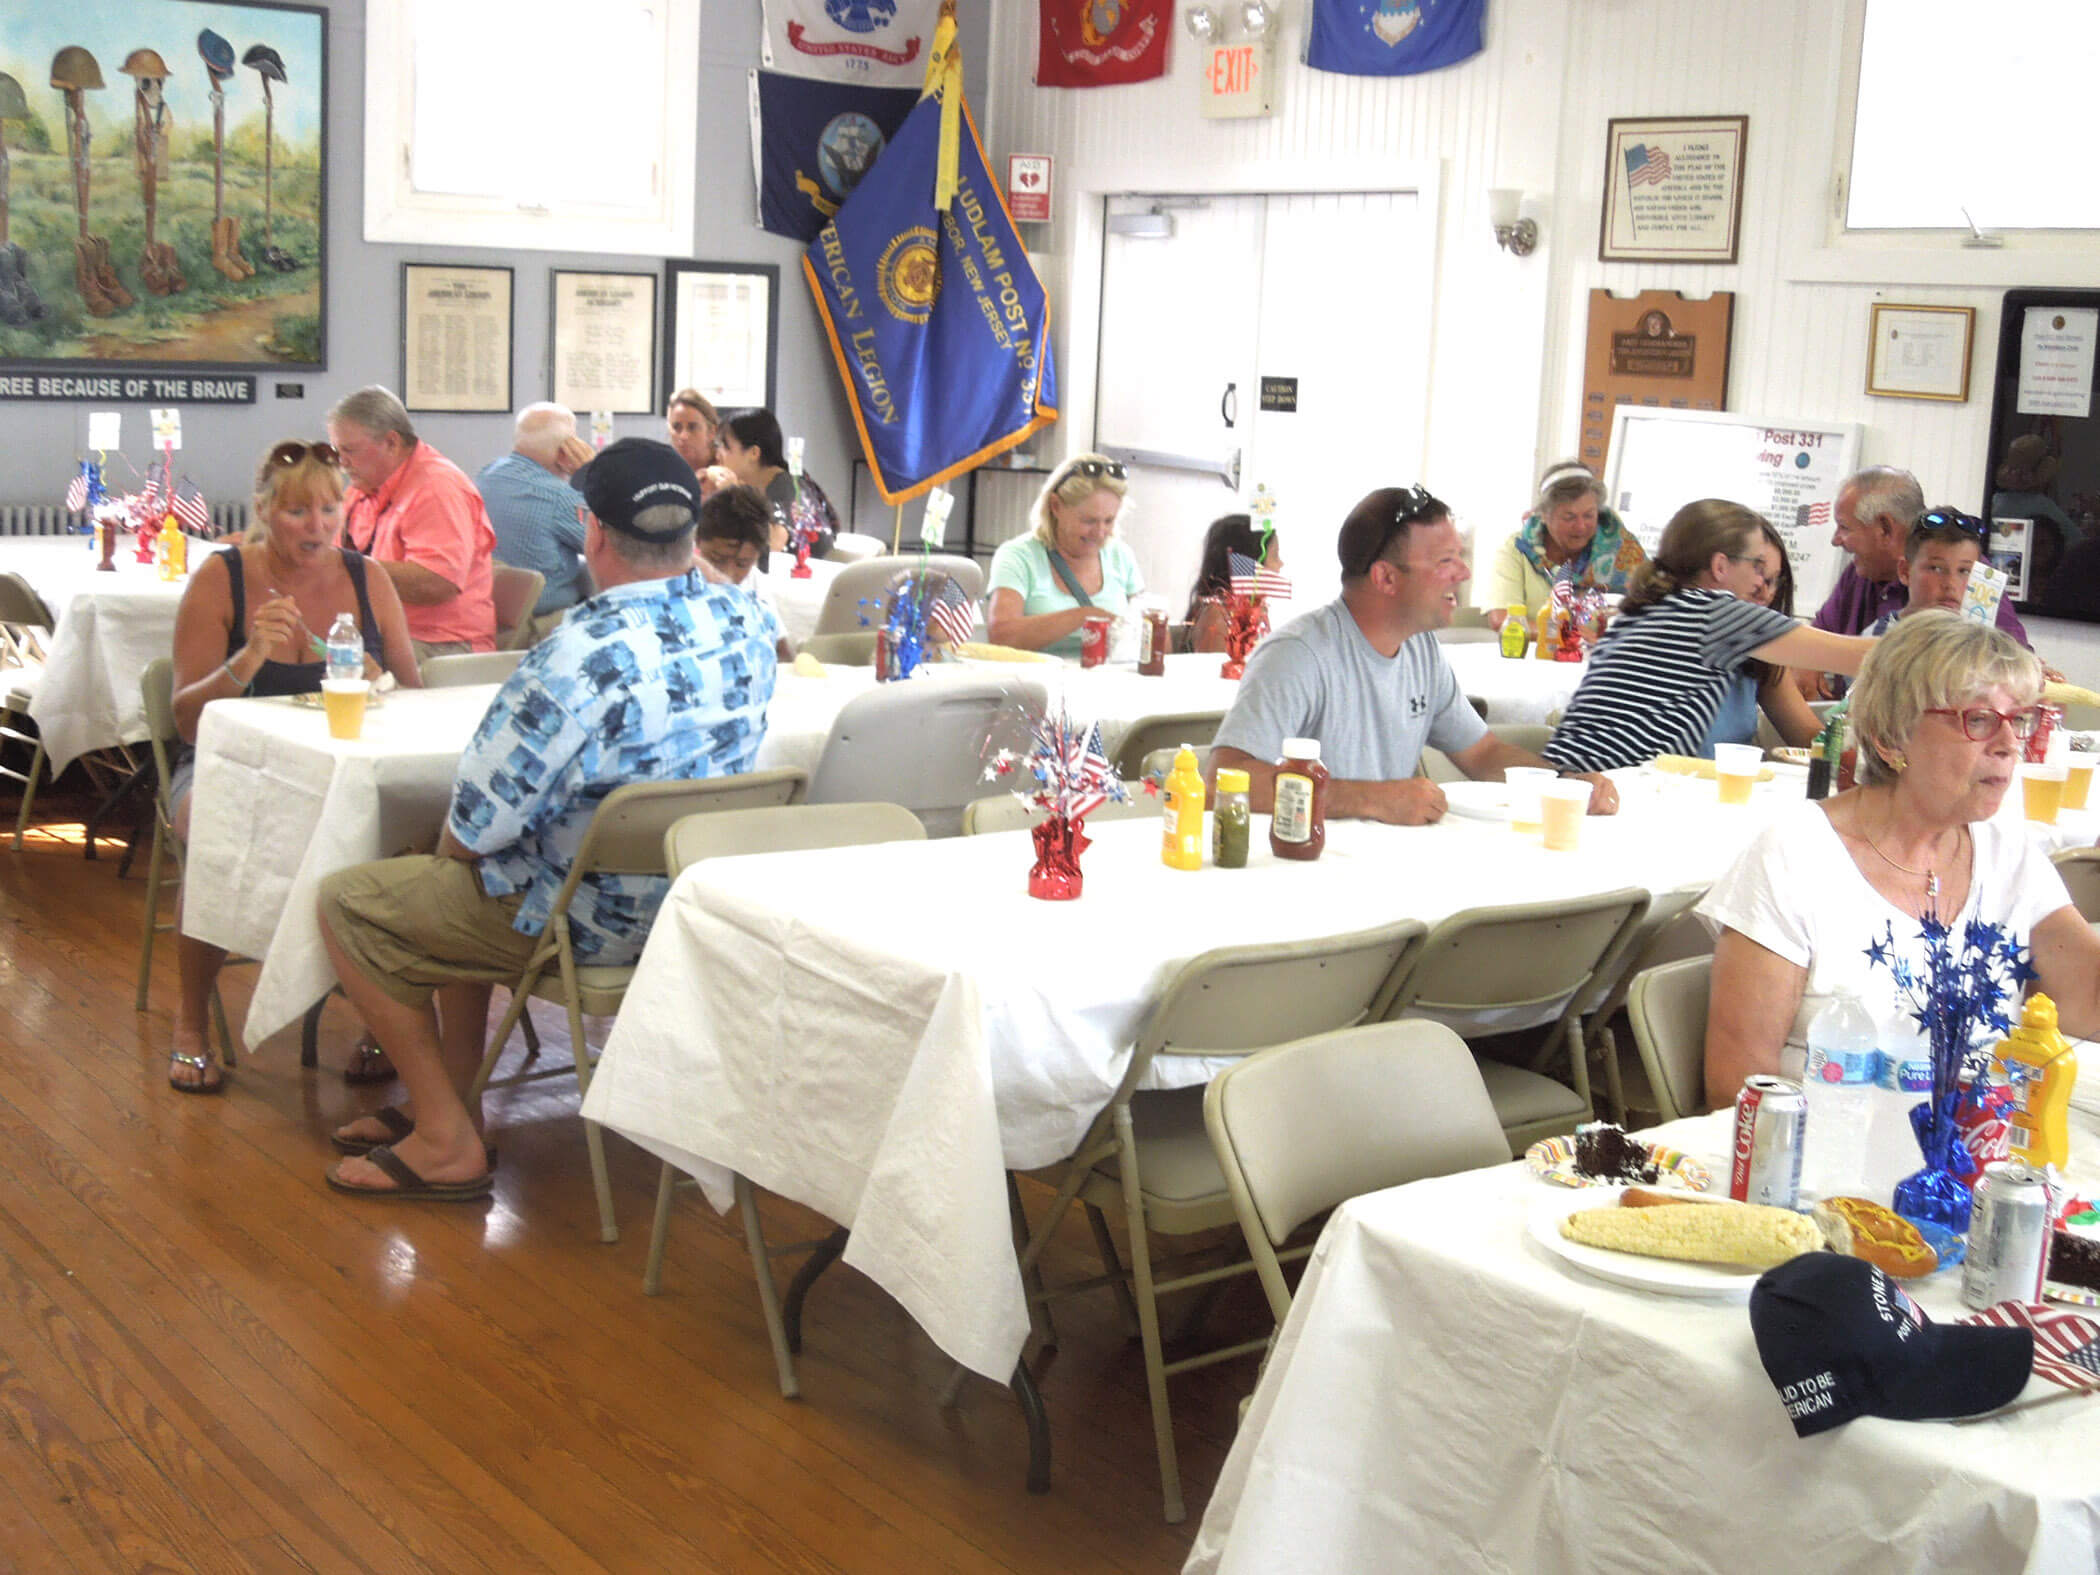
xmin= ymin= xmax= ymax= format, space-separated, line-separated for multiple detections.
xmin=1007 ymin=155 xmax=1053 ymax=224
xmin=1200 ymin=39 xmax=1274 ymax=119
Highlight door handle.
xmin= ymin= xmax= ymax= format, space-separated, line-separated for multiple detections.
xmin=1220 ymin=382 xmax=1237 ymax=429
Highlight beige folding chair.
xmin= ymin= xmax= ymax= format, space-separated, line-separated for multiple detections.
xmin=642 ymin=800 xmax=927 ymax=1401
xmin=420 ymin=649 xmax=526 ymax=687
xmin=1012 ymin=919 xmax=1428 ymax=1523
xmin=1110 ymin=711 xmax=1226 ymax=782
xmin=796 ymin=630 xmax=878 ymax=666
xmin=806 ymin=673 xmax=1045 ymax=837
xmin=467 ymin=769 xmax=808 ymax=1242
xmin=1420 ymin=723 xmax=1553 ymax=784
xmin=1380 ymin=888 xmax=1652 ymax=1153
xmin=1627 ymin=955 xmax=1715 ymax=1123
xmin=2 ymin=571 xmax=56 ymax=851
xmin=490 ymin=564 xmax=546 ymax=651
xmin=1203 ymin=1019 xmax=1508 ymax=1324
xmin=961 ymin=791 xmax=1153 ymax=836
xmin=810 ymin=554 xmax=986 ymax=638
xmin=2053 ymin=846 xmax=2100 ymax=923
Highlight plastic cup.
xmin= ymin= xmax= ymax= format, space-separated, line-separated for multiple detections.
xmin=1540 ymin=778 xmax=1593 ymax=851
xmin=2021 ymin=760 xmax=2066 ymax=825
xmin=1503 ymin=767 xmax=1556 ymax=834
xmin=321 ymin=677 xmax=369 ymax=740
xmin=1713 ymin=743 xmax=1762 ymax=806
xmin=2064 ymin=759 xmax=2094 ymax=812
xmin=1078 ymin=614 xmax=1113 ymax=668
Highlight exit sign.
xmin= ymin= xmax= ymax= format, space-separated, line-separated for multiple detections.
xmin=1200 ymin=39 xmax=1273 ymax=119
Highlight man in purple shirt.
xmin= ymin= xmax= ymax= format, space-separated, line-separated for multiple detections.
xmin=1799 ymin=466 xmax=2031 ymax=698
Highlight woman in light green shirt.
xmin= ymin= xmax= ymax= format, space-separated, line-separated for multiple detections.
xmin=987 ymin=455 xmax=1145 ymax=657
xmin=1485 ymin=461 xmax=1647 ymax=628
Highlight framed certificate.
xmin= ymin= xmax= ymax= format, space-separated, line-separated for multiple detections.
xmin=1866 ymin=303 xmax=1976 ymax=402
xmin=550 ymin=270 xmax=658 ymax=414
xmin=662 ymin=260 xmax=778 ymax=412
xmin=1600 ymin=116 xmax=1749 ymax=265
xmin=399 ymin=263 xmax=514 ymax=413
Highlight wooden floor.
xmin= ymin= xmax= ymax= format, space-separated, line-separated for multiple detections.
xmin=0 ymin=796 xmax=1266 ymax=1573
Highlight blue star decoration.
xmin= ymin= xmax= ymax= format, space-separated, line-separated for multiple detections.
xmin=1866 ymin=914 xmax=2034 ymax=1152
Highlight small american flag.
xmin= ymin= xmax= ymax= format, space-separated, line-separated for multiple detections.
xmin=65 ymin=470 xmax=89 ymax=512
xmin=1064 ymin=721 xmax=1120 ymax=822
xmin=926 ymin=579 xmax=976 ymax=646
xmin=1625 ymin=143 xmax=1672 ymax=187
xmin=1228 ymin=550 xmax=1292 ymax=601
xmin=1964 ymin=1301 xmax=2100 ymax=1391
xmin=1796 ymin=501 xmax=1831 ymax=531
xmin=171 ymin=482 xmax=211 ymax=534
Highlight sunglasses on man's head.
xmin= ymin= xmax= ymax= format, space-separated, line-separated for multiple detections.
xmin=268 ymin=440 xmax=340 ymax=468
xmin=1346 ymin=484 xmax=1446 ymax=577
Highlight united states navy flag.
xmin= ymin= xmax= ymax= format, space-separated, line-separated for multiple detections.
xmin=750 ymin=70 xmax=919 ymax=244
xmin=805 ymin=9 xmax=1058 ymax=503
xmin=1306 ymin=0 xmax=1485 ymax=77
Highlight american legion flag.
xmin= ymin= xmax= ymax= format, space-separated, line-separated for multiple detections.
xmin=804 ymin=5 xmax=1057 ymax=503
xmin=1964 ymin=1301 xmax=2100 ymax=1391
xmin=1626 ymin=143 xmax=1673 ymax=187
xmin=1228 ymin=549 xmax=1293 ymax=601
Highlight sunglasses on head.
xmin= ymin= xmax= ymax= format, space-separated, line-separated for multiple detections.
xmin=1346 ymin=484 xmax=1446 ymax=577
xmin=1059 ymin=458 xmax=1126 ymax=484
xmin=268 ymin=440 xmax=340 ymax=468
xmin=1915 ymin=507 xmax=1986 ymax=539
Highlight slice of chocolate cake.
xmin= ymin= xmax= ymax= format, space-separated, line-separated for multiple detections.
xmin=2050 ymin=1231 xmax=2100 ymax=1292
xmin=1571 ymin=1121 xmax=1660 ymax=1184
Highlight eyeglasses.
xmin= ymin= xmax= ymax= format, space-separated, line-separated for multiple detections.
xmin=1728 ymin=554 xmax=1773 ymax=593
xmin=1924 ymin=706 xmax=2043 ymax=742
xmin=1346 ymin=484 xmax=1446 ymax=577
xmin=267 ymin=440 xmax=340 ymax=468
xmin=1914 ymin=508 xmax=1987 ymax=539
xmin=1058 ymin=458 xmax=1127 ymax=483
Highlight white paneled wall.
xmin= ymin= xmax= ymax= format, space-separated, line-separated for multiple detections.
xmin=980 ymin=0 xmax=2100 ymax=684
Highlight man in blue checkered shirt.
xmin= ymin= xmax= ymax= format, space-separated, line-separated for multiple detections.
xmin=318 ymin=438 xmax=780 ymax=1203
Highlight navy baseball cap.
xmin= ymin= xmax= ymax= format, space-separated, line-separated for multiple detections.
xmin=1749 ymin=1253 xmax=2033 ymax=1436
xmin=571 ymin=438 xmax=699 ymax=543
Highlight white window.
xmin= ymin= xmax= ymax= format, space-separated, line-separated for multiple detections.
xmin=1847 ymin=0 xmax=2100 ymax=233
xmin=364 ymin=0 xmax=699 ymax=256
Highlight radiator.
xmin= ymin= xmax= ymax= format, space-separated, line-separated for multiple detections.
xmin=0 ymin=502 xmax=249 ymax=536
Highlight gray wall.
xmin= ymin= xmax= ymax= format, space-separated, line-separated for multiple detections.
xmin=0 ymin=0 xmax=987 ymax=519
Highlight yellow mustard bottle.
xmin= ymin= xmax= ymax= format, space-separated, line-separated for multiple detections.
xmin=1162 ymin=745 xmax=1206 ymax=870
xmin=158 ymin=510 xmax=182 ymax=581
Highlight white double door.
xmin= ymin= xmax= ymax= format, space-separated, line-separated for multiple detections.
xmin=1095 ymin=190 xmax=1431 ymax=617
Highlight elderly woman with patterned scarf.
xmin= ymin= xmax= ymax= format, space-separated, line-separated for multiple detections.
xmin=1484 ymin=461 xmax=1648 ymax=631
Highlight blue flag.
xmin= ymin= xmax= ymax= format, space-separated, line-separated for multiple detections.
xmin=805 ymin=80 xmax=1057 ymax=502
xmin=1305 ymin=0 xmax=1485 ymax=77
xmin=751 ymin=69 xmax=919 ymax=244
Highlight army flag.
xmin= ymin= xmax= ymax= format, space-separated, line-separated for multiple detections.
xmin=750 ymin=70 xmax=918 ymax=243
xmin=805 ymin=12 xmax=1058 ymax=503
xmin=1306 ymin=0 xmax=1485 ymax=77
xmin=1037 ymin=0 xmax=1172 ymax=89
xmin=762 ymin=0 xmax=942 ymax=87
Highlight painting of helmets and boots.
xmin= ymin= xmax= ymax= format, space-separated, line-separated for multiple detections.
xmin=0 ymin=2 xmax=324 ymax=369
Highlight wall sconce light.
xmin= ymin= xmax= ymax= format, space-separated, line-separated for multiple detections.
xmin=1488 ymin=188 xmax=1537 ymax=256
xmin=1185 ymin=5 xmax=1221 ymax=41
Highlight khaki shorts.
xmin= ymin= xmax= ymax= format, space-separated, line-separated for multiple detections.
xmin=318 ymin=855 xmax=540 ymax=1007
xmin=412 ymin=637 xmax=474 ymax=663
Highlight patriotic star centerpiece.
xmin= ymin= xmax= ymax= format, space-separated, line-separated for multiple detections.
xmin=1211 ymin=547 xmax=1292 ymax=680
xmin=1866 ymin=915 xmax=2036 ymax=1233
xmin=857 ymin=558 xmax=977 ymax=680
xmin=981 ymin=699 xmax=1126 ymax=900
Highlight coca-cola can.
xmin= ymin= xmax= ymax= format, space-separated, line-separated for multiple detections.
xmin=2025 ymin=703 xmax=2063 ymax=765
xmin=1730 ymin=1075 xmax=1806 ymax=1209
xmin=1079 ymin=614 xmax=1112 ymax=669
xmin=1962 ymin=1160 xmax=2054 ymax=1310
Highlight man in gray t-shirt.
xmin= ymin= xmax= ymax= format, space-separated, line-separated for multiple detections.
xmin=1213 ymin=486 xmax=1620 ymax=825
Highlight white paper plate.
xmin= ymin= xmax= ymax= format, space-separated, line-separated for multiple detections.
xmin=1526 ymin=1186 xmax=1769 ymax=1300
xmin=1438 ymin=779 xmax=1516 ymax=822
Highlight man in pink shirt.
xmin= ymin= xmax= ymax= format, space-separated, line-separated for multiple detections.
xmin=327 ymin=386 xmax=496 ymax=657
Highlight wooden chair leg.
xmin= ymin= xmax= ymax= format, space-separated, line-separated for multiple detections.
xmin=1114 ymin=1103 xmax=1185 ymax=1524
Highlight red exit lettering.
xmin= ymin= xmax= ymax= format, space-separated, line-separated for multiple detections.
xmin=1207 ymin=45 xmax=1258 ymax=95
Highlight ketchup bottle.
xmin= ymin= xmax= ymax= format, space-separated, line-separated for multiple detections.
xmin=1269 ymin=737 xmax=1328 ymax=861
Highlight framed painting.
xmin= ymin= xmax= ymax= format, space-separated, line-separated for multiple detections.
xmin=0 ymin=0 xmax=327 ymax=374
xmin=662 ymin=259 xmax=777 ymax=413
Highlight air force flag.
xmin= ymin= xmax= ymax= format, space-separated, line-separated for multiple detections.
xmin=1306 ymin=0 xmax=1485 ymax=77
xmin=804 ymin=12 xmax=1058 ymax=503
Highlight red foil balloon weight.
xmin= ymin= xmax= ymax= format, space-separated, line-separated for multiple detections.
xmin=1028 ymin=813 xmax=1090 ymax=901
xmin=1218 ymin=594 xmax=1270 ymax=680
xmin=790 ymin=539 xmax=814 ymax=579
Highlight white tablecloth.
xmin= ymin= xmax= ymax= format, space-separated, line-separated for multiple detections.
xmin=1187 ymin=1109 xmax=2100 ymax=1574
xmin=5 ymin=538 xmax=190 ymax=771
xmin=1441 ymin=640 xmax=1586 ymax=726
xmin=756 ymin=556 xmax=846 ymax=647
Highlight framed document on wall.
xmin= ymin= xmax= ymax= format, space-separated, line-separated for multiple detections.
xmin=1866 ymin=303 xmax=1975 ymax=401
xmin=663 ymin=260 xmax=778 ymax=411
xmin=550 ymin=270 xmax=658 ymax=414
xmin=400 ymin=264 xmax=514 ymax=413
xmin=1600 ymin=116 xmax=1749 ymax=265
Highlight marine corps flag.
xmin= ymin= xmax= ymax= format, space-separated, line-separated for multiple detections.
xmin=806 ymin=7 xmax=1058 ymax=503
xmin=1037 ymin=0 xmax=1172 ymax=88
xmin=750 ymin=70 xmax=918 ymax=243
xmin=1306 ymin=0 xmax=1485 ymax=77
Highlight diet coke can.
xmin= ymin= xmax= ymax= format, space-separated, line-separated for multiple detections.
xmin=1730 ymin=1075 xmax=1806 ymax=1208
xmin=1961 ymin=1160 xmax=2054 ymax=1309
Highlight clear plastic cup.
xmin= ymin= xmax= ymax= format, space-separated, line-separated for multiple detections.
xmin=1540 ymin=778 xmax=1593 ymax=851
xmin=1503 ymin=767 xmax=1556 ymax=834
xmin=1713 ymin=743 xmax=1762 ymax=806
xmin=2064 ymin=759 xmax=2094 ymax=812
xmin=320 ymin=677 xmax=369 ymax=740
xmin=2021 ymin=760 xmax=2066 ymax=825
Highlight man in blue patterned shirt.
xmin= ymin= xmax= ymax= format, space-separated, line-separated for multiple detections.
xmin=318 ymin=438 xmax=780 ymax=1202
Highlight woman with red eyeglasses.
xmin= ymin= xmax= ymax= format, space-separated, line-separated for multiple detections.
xmin=1702 ymin=610 xmax=2100 ymax=1100
xmin=163 ymin=439 xmax=421 ymax=1093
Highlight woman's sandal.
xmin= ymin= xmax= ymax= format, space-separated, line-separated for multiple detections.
xmin=343 ymin=1035 xmax=396 ymax=1085
xmin=168 ymin=1049 xmax=225 ymax=1095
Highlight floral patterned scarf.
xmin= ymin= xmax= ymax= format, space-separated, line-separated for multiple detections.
xmin=1512 ymin=505 xmax=1645 ymax=593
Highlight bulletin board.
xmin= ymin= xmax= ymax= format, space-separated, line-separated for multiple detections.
xmin=1980 ymin=288 xmax=2100 ymax=622
xmin=1600 ymin=408 xmax=1862 ymax=614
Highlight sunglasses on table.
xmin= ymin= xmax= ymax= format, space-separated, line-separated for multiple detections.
xmin=267 ymin=439 xmax=341 ymax=468
xmin=1344 ymin=484 xmax=1447 ymax=578
xmin=1924 ymin=706 xmax=2043 ymax=742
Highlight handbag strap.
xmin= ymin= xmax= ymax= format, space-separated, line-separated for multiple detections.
xmin=1044 ymin=547 xmax=1094 ymax=608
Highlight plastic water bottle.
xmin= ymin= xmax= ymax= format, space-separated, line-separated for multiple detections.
xmin=1866 ymin=1021 xmax=1934 ymax=1195
xmin=325 ymin=612 xmax=363 ymax=682
xmin=1802 ymin=993 xmax=1880 ymax=1198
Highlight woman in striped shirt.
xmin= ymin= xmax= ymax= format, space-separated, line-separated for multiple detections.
xmin=1544 ymin=500 xmax=1874 ymax=773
